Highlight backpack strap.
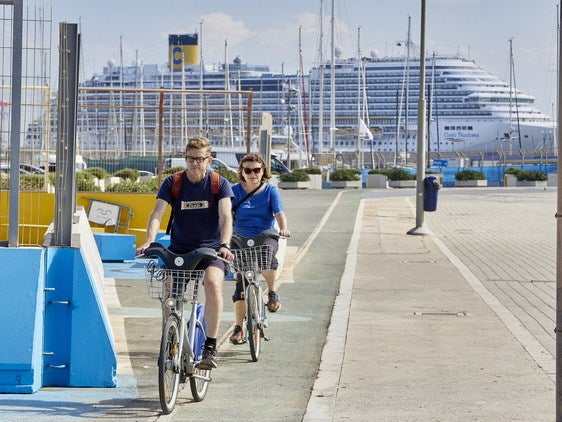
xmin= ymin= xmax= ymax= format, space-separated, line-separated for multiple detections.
xmin=166 ymin=170 xmax=184 ymax=235
xmin=211 ymin=170 xmax=219 ymax=195
xmin=166 ymin=170 xmax=220 ymax=235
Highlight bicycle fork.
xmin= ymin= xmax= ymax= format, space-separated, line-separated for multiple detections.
xmin=246 ymin=277 xmax=270 ymax=342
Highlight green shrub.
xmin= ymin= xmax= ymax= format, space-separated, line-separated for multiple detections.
xmin=516 ymin=170 xmax=547 ymax=181
xmin=0 ymin=174 xmax=45 ymax=190
xmin=105 ymin=179 xmax=159 ymax=193
xmin=330 ymin=168 xmax=360 ymax=181
xmin=368 ymin=168 xmax=390 ymax=176
xmin=20 ymin=174 xmax=45 ymax=190
xmin=113 ymin=168 xmax=140 ymax=181
xmin=504 ymin=167 xmax=525 ymax=178
xmin=455 ymin=169 xmax=486 ymax=181
xmin=164 ymin=166 xmax=185 ymax=176
xmin=387 ymin=167 xmax=416 ymax=181
xmin=214 ymin=167 xmax=238 ymax=183
xmin=83 ymin=167 xmax=108 ymax=179
xmin=301 ymin=167 xmax=322 ymax=175
xmin=279 ymin=169 xmax=310 ymax=182
xmin=76 ymin=172 xmax=101 ymax=191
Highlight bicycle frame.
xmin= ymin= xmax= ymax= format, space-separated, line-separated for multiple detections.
xmin=231 ymin=231 xmax=277 ymax=361
xmin=144 ymin=242 xmax=222 ymax=413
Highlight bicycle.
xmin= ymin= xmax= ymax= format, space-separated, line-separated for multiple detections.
xmin=230 ymin=229 xmax=278 ymax=362
xmin=143 ymin=242 xmax=225 ymax=414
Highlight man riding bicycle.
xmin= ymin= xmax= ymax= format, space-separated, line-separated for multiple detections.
xmin=137 ymin=137 xmax=234 ymax=369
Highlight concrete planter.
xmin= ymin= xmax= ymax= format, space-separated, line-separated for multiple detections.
xmin=269 ymin=175 xmax=279 ymax=188
xmin=366 ymin=174 xmax=389 ymax=189
xmin=503 ymin=174 xmax=517 ymax=187
xmin=278 ymin=181 xmax=310 ymax=190
xmin=455 ymin=180 xmax=487 ymax=187
xmin=548 ymin=173 xmax=557 ymax=187
xmin=308 ymin=174 xmax=323 ymax=189
xmin=388 ymin=180 xmax=416 ymax=188
xmin=516 ymin=180 xmax=548 ymax=188
xmin=331 ymin=180 xmax=362 ymax=189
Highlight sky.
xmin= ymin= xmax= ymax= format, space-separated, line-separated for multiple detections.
xmin=48 ymin=0 xmax=560 ymax=115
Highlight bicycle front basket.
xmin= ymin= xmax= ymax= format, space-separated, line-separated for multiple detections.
xmin=145 ymin=259 xmax=204 ymax=302
xmin=231 ymin=245 xmax=274 ymax=273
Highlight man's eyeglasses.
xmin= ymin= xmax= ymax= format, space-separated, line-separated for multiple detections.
xmin=243 ymin=167 xmax=262 ymax=175
xmin=186 ymin=156 xmax=209 ymax=164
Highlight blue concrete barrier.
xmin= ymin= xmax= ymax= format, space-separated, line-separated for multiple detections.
xmin=93 ymin=232 xmax=136 ymax=262
xmin=0 ymin=248 xmax=45 ymax=393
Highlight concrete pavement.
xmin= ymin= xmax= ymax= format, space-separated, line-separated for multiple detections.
xmin=0 ymin=187 xmax=556 ymax=421
xmin=305 ymin=188 xmax=555 ymax=421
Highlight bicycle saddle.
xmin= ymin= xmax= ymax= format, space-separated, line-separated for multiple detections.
xmin=144 ymin=242 xmax=219 ymax=270
xmin=231 ymin=229 xmax=279 ymax=249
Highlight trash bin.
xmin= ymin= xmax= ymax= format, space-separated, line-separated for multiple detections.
xmin=423 ymin=175 xmax=440 ymax=212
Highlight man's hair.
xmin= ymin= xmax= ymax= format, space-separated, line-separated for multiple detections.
xmin=185 ymin=136 xmax=211 ymax=155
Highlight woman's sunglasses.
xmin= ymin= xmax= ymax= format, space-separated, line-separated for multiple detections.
xmin=243 ymin=167 xmax=262 ymax=175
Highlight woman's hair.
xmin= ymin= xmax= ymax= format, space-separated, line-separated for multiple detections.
xmin=237 ymin=153 xmax=272 ymax=182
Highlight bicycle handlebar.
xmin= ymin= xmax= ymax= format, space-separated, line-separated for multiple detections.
xmin=142 ymin=242 xmax=226 ymax=270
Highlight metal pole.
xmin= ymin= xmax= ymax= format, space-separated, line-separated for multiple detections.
xmin=555 ymin=2 xmax=562 ymax=422
xmin=407 ymin=0 xmax=430 ymax=236
xmin=8 ymin=0 xmax=23 ymax=247
xmin=53 ymin=23 xmax=79 ymax=246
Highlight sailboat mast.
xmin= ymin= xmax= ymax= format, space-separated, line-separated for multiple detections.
xmin=330 ymin=0 xmax=335 ymax=159
xmin=356 ymin=26 xmax=362 ymax=169
xmin=511 ymin=39 xmax=522 ymax=149
xmin=299 ymin=25 xmax=311 ymax=166
xmin=405 ymin=16 xmax=411 ymax=162
xmin=224 ymin=39 xmax=234 ymax=147
xmin=318 ymin=0 xmax=324 ymax=155
xmin=199 ymin=20 xmax=204 ymax=135
xmin=508 ymin=37 xmax=513 ymax=152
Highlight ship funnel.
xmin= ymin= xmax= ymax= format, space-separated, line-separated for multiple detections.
xmin=168 ymin=34 xmax=199 ymax=70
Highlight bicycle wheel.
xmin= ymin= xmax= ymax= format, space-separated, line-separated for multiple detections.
xmin=190 ymin=308 xmax=210 ymax=401
xmin=158 ymin=315 xmax=181 ymax=414
xmin=246 ymin=284 xmax=261 ymax=361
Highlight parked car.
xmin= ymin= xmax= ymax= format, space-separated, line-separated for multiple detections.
xmin=19 ymin=163 xmax=45 ymax=174
xmin=209 ymin=157 xmax=237 ymax=173
xmin=0 ymin=164 xmax=32 ymax=175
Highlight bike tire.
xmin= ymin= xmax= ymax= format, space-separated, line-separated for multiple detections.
xmin=190 ymin=318 xmax=210 ymax=401
xmin=158 ymin=316 xmax=181 ymax=414
xmin=246 ymin=284 xmax=261 ymax=361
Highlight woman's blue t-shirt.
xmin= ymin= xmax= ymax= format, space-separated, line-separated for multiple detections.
xmin=232 ymin=183 xmax=283 ymax=238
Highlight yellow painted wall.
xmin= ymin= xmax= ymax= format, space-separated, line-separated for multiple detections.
xmin=0 ymin=191 xmax=169 ymax=246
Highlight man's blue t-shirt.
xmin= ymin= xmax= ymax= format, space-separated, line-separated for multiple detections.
xmin=232 ymin=183 xmax=283 ymax=238
xmin=158 ymin=171 xmax=234 ymax=251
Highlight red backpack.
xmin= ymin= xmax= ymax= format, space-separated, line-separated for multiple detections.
xmin=165 ymin=170 xmax=220 ymax=235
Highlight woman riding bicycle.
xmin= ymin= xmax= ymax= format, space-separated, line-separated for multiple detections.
xmin=229 ymin=153 xmax=290 ymax=345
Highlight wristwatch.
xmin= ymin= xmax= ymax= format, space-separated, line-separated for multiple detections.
xmin=220 ymin=243 xmax=231 ymax=250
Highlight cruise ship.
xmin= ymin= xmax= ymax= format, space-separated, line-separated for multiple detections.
xmin=24 ymin=33 xmax=555 ymax=164
xmin=309 ymin=52 xmax=555 ymax=155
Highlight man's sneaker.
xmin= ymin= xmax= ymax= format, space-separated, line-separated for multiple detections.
xmin=267 ymin=291 xmax=281 ymax=313
xmin=229 ymin=325 xmax=244 ymax=345
xmin=199 ymin=346 xmax=218 ymax=370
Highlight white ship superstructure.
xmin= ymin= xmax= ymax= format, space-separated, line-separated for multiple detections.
xmin=24 ymin=34 xmax=555 ymax=161
xmin=308 ymin=54 xmax=555 ymax=154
